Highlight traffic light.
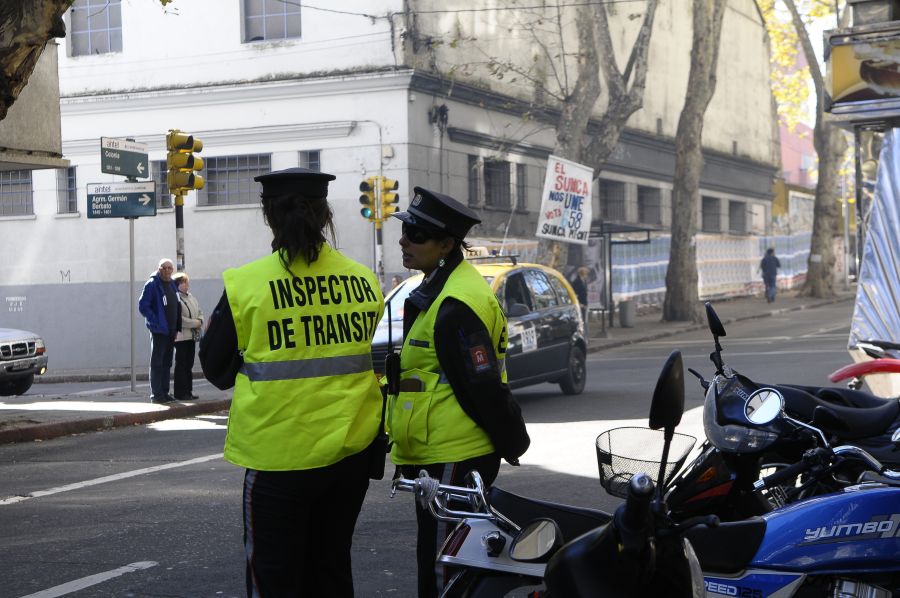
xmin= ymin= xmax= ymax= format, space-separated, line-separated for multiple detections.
xmin=379 ymin=177 xmax=400 ymax=220
xmin=359 ymin=177 xmax=378 ymax=221
xmin=166 ymin=129 xmax=204 ymax=193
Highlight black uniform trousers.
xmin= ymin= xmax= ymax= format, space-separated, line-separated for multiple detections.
xmin=400 ymin=452 xmax=501 ymax=598
xmin=173 ymin=339 xmax=195 ymax=399
xmin=243 ymin=448 xmax=370 ymax=598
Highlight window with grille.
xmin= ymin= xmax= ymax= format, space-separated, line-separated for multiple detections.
xmin=151 ymin=161 xmax=173 ymax=209
xmin=467 ymin=155 xmax=480 ymax=206
xmin=0 ymin=170 xmax=33 ymax=216
xmin=68 ymin=0 xmax=122 ymax=56
xmin=199 ymin=154 xmax=271 ymax=206
xmin=299 ymin=150 xmax=320 ymax=172
xmin=637 ymin=185 xmax=661 ymax=225
xmin=57 ymin=167 xmax=78 ymax=214
xmin=729 ymin=200 xmax=747 ymax=233
xmin=516 ymin=163 xmax=527 ymax=210
xmin=599 ymin=179 xmax=626 ymax=221
xmin=484 ymin=159 xmax=511 ymax=209
xmin=244 ymin=0 xmax=301 ymax=42
xmin=702 ymin=196 xmax=721 ymax=232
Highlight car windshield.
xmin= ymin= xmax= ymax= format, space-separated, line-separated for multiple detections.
xmin=384 ymin=275 xmax=495 ymax=321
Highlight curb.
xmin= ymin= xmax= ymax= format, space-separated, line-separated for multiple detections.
xmin=585 ymin=295 xmax=854 ymax=355
xmin=0 ymin=398 xmax=231 ymax=445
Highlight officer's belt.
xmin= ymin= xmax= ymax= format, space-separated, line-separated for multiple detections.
xmin=240 ymin=354 xmax=373 ymax=381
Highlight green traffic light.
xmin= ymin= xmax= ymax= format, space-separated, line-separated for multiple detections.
xmin=360 ymin=207 xmax=373 ymax=218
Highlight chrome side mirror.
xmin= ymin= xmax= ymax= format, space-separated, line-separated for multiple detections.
xmin=744 ymin=388 xmax=784 ymax=425
xmin=509 ymin=518 xmax=563 ymax=562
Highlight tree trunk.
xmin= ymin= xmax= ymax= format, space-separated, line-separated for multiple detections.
xmin=541 ymin=0 xmax=659 ymax=269
xmin=0 ymin=0 xmax=71 ymax=121
xmin=663 ymin=0 xmax=727 ymax=323
xmin=780 ymin=0 xmax=848 ymax=298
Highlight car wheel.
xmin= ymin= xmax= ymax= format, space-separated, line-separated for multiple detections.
xmin=0 ymin=374 xmax=35 ymax=396
xmin=559 ymin=345 xmax=586 ymax=395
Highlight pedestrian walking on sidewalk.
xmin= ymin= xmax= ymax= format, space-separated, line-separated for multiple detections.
xmin=760 ymin=247 xmax=781 ymax=303
xmin=199 ymin=168 xmax=384 ymax=597
xmin=570 ymin=266 xmax=590 ymax=335
xmin=137 ymin=258 xmax=180 ymax=403
xmin=172 ymin=272 xmax=203 ymax=400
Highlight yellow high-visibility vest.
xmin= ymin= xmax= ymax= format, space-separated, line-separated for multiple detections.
xmin=224 ymin=245 xmax=384 ymax=471
xmin=388 ymin=259 xmax=508 ymax=465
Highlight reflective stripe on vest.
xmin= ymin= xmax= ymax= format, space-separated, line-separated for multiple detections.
xmin=240 ymin=353 xmax=373 ymax=381
xmin=388 ymin=259 xmax=506 ymax=465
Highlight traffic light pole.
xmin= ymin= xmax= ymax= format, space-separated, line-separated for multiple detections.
xmin=174 ymin=192 xmax=185 ymax=271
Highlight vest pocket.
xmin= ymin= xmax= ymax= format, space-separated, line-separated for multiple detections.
xmin=389 ymin=369 xmax=438 ymax=456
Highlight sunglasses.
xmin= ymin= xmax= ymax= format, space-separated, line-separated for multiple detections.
xmin=402 ymin=222 xmax=439 ymax=244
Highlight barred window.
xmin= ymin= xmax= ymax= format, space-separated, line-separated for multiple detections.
xmin=68 ymin=0 xmax=122 ymax=56
xmin=0 ymin=170 xmax=33 ymax=216
xmin=484 ymin=159 xmax=511 ymax=209
xmin=299 ymin=150 xmax=320 ymax=172
xmin=151 ymin=161 xmax=174 ymax=209
xmin=467 ymin=155 xmax=480 ymax=206
xmin=729 ymin=200 xmax=747 ymax=233
xmin=57 ymin=167 xmax=78 ymax=214
xmin=702 ymin=196 xmax=721 ymax=232
xmin=516 ymin=163 xmax=527 ymax=210
xmin=637 ymin=185 xmax=661 ymax=226
xmin=599 ymin=179 xmax=626 ymax=221
xmin=244 ymin=0 xmax=301 ymax=42
xmin=200 ymin=154 xmax=271 ymax=206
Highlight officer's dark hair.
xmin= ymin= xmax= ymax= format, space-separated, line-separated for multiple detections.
xmin=261 ymin=191 xmax=336 ymax=269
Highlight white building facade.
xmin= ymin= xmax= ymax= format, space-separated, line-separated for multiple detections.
xmin=0 ymin=0 xmax=779 ymax=370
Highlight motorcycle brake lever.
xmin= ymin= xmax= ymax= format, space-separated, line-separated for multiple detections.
xmin=667 ymin=515 xmax=720 ymax=536
xmin=687 ymin=368 xmax=709 ymax=389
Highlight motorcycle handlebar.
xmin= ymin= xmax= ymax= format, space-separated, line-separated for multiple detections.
xmin=753 ymin=458 xmax=811 ymax=491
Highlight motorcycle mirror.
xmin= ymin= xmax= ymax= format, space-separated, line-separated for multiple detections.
xmin=509 ymin=518 xmax=563 ymax=562
xmin=743 ymin=388 xmax=784 ymax=425
xmin=649 ymin=351 xmax=685 ymax=433
xmin=705 ymin=302 xmax=727 ymax=338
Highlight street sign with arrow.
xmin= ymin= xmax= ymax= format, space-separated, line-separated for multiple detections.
xmin=100 ymin=137 xmax=150 ymax=178
xmin=87 ymin=181 xmax=157 ymax=218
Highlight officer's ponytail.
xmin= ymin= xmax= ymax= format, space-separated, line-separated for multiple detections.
xmin=261 ymin=192 xmax=336 ymax=272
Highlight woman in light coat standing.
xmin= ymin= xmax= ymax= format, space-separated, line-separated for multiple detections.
xmin=173 ymin=272 xmax=203 ymax=400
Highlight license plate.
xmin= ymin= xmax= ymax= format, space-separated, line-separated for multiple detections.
xmin=9 ymin=361 xmax=32 ymax=371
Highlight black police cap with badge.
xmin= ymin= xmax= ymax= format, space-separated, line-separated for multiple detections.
xmin=254 ymin=167 xmax=336 ymax=198
xmin=393 ymin=187 xmax=481 ymax=241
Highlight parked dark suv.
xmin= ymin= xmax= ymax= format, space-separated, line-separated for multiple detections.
xmin=0 ymin=328 xmax=48 ymax=396
xmin=372 ymin=260 xmax=587 ymax=394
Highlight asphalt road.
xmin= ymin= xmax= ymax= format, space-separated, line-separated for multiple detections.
xmin=0 ymin=302 xmax=856 ymax=597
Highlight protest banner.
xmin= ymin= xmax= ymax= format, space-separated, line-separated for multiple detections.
xmin=535 ymin=155 xmax=593 ymax=245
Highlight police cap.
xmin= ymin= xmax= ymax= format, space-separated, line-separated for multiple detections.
xmin=393 ymin=186 xmax=481 ymax=240
xmin=254 ymin=167 xmax=336 ymax=198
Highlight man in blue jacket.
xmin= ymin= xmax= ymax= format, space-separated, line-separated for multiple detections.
xmin=138 ymin=258 xmax=180 ymax=403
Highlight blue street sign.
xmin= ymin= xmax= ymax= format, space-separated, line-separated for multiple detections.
xmin=87 ymin=182 xmax=157 ymax=219
xmin=100 ymin=137 xmax=150 ymax=178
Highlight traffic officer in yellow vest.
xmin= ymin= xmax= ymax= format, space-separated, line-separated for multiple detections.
xmin=388 ymin=187 xmax=531 ymax=598
xmin=199 ymin=168 xmax=384 ymax=597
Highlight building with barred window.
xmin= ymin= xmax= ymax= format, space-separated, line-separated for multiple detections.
xmin=1 ymin=0 xmax=779 ymax=369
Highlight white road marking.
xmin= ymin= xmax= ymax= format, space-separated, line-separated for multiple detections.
xmin=0 ymin=453 xmax=223 ymax=506
xmin=18 ymin=561 xmax=157 ymax=598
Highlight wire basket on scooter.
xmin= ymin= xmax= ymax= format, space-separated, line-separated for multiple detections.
xmin=596 ymin=427 xmax=696 ymax=498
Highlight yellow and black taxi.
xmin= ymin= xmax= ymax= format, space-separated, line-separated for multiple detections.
xmin=372 ymin=255 xmax=587 ymax=395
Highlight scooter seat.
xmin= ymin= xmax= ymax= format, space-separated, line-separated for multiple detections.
xmin=778 ymin=385 xmax=899 ymax=439
xmin=684 ymin=516 xmax=767 ymax=574
xmin=488 ymin=486 xmax=611 ymax=543
xmin=784 ymin=383 xmax=898 ymax=409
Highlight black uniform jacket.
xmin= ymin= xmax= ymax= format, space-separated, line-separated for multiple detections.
xmin=403 ymin=250 xmax=530 ymax=465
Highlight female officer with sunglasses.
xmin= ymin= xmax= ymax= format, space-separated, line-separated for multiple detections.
xmin=388 ymin=187 xmax=531 ymax=598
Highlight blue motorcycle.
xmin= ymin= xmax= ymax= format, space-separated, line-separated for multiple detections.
xmin=681 ymin=385 xmax=900 ymax=597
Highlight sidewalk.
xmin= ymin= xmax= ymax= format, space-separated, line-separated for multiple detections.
xmin=0 ymin=288 xmax=856 ymax=445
